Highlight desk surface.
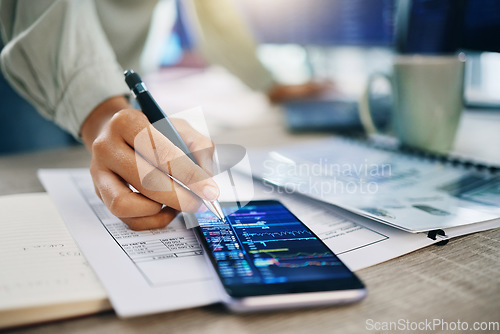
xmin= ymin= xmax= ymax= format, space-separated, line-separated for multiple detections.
xmin=1 ymin=110 xmax=499 ymax=334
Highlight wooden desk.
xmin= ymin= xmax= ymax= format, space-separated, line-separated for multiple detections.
xmin=2 ymin=110 xmax=499 ymax=334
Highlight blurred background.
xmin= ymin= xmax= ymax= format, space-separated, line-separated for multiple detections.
xmin=1 ymin=0 xmax=499 ymax=154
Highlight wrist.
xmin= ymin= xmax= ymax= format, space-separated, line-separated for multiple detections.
xmin=81 ymin=96 xmax=131 ymax=151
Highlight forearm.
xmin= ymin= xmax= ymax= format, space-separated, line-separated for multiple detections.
xmin=187 ymin=0 xmax=274 ymax=92
xmin=0 ymin=0 xmax=129 ymax=139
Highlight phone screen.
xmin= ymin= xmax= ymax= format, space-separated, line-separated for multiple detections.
xmin=193 ymin=200 xmax=364 ymax=297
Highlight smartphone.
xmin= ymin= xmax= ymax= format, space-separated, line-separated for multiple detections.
xmin=188 ymin=200 xmax=366 ymax=312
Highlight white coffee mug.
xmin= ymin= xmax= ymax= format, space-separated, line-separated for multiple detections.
xmin=359 ymin=54 xmax=466 ymax=153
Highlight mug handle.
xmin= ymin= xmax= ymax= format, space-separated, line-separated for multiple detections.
xmin=358 ymin=73 xmax=391 ymax=135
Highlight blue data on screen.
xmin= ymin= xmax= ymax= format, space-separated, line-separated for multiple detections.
xmin=195 ymin=202 xmax=353 ymax=286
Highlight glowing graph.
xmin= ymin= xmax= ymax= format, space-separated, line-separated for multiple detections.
xmin=244 ymin=230 xmax=312 ymax=238
xmin=253 ymin=251 xmax=340 ymax=268
xmin=196 ymin=201 xmax=349 ymax=285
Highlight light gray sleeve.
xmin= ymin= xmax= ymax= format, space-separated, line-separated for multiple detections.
xmin=0 ymin=0 xmax=129 ymax=138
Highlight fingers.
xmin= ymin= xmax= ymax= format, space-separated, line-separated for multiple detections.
xmin=91 ymin=167 xmax=180 ymax=230
xmin=170 ymin=118 xmax=216 ymax=175
xmin=89 ymin=108 xmax=219 ymax=231
xmin=91 ymin=166 xmax=182 ymax=230
xmin=126 ymin=151 xmax=204 ymax=213
xmin=267 ymin=82 xmax=330 ymax=103
xmin=93 ymin=137 xmax=203 ymax=213
xmin=121 ymin=206 xmax=179 ymax=231
xmin=115 ymin=111 xmax=219 ymax=201
xmin=90 ymin=167 xmax=163 ymax=218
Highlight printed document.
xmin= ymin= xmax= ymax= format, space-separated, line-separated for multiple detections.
xmin=38 ymin=168 xmax=458 ymax=317
xmin=247 ymin=137 xmax=500 ymax=232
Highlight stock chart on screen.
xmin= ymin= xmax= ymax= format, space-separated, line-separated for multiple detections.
xmin=195 ymin=201 xmax=352 ymax=286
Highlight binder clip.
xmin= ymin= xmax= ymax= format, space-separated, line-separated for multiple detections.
xmin=427 ymin=229 xmax=449 ymax=246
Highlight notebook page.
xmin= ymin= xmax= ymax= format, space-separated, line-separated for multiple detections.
xmin=0 ymin=193 xmax=107 ymax=311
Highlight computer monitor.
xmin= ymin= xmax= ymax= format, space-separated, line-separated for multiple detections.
xmin=396 ymin=0 xmax=500 ymax=54
xmin=461 ymin=0 xmax=500 ymax=53
xmin=238 ymin=0 xmax=395 ymax=47
xmin=241 ymin=0 xmax=500 ymax=54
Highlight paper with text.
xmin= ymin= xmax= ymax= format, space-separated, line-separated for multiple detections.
xmin=39 ymin=170 xmax=220 ymax=317
xmin=248 ymin=137 xmax=500 ymax=232
xmin=38 ymin=169 xmax=448 ymax=317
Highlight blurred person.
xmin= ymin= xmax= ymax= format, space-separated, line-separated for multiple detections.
xmin=0 ymin=0 xmax=319 ymax=230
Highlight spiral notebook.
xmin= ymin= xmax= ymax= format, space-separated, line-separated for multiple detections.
xmin=247 ymin=136 xmax=500 ymax=233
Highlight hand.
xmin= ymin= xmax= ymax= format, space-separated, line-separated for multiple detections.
xmin=267 ymin=81 xmax=332 ymax=104
xmin=81 ymin=96 xmax=219 ymax=230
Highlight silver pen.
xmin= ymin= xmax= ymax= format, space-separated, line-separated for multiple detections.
xmin=124 ymin=70 xmax=225 ymax=222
